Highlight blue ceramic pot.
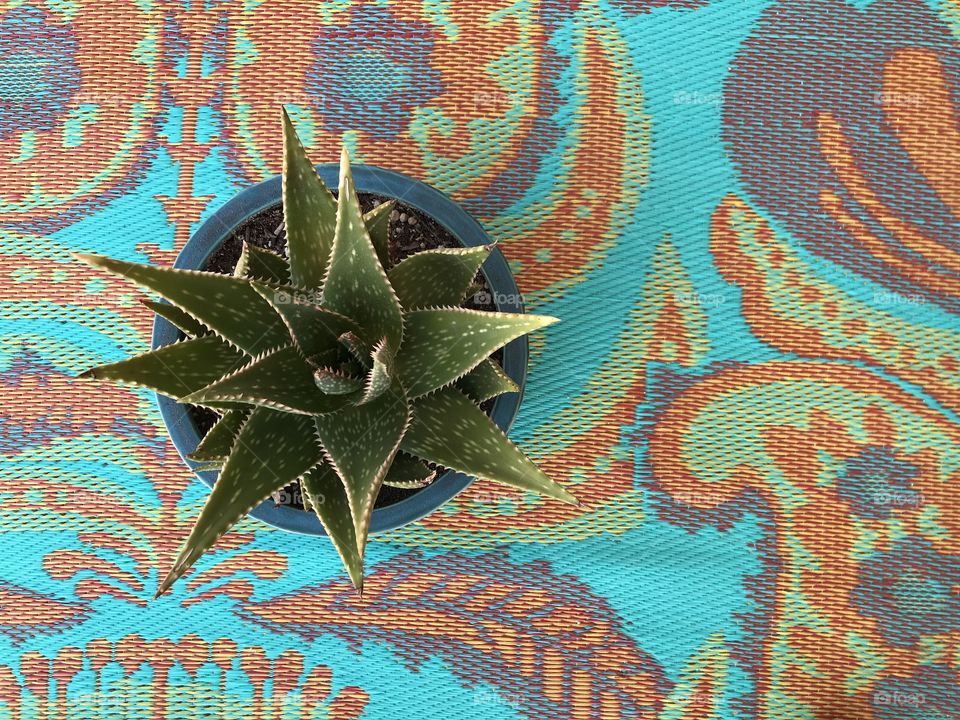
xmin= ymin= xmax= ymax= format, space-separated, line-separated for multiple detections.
xmin=153 ymin=165 xmax=527 ymax=535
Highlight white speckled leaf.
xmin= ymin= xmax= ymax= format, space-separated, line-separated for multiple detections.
xmin=382 ymin=452 xmax=436 ymax=488
xmin=456 ymin=358 xmax=519 ymax=403
xmin=282 ymin=109 xmax=337 ymax=290
xmin=141 ymin=300 xmax=209 ymax=338
xmin=190 ymin=461 xmax=223 ymax=473
xmin=189 ymin=409 xmax=249 ymax=461
xmin=181 ymin=345 xmax=354 ymax=415
xmin=401 ymin=387 xmax=577 ymax=505
xmin=364 ymin=200 xmax=395 ymax=271
xmin=395 ymin=308 xmax=558 ymax=398
xmin=235 ymin=243 xmax=290 ymax=285
xmin=79 ymin=335 xmax=245 ymax=399
xmin=251 ymin=281 xmax=357 ymax=360
xmin=314 ymin=380 xmax=409 ymax=558
xmin=387 ymin=246 xmax=491 ymax=310
xmin=300 ymin=463 xmax=365 ymax=591
xmin=360 ymin=340 xmax=392 ymax=404
xmin=74 ymin=254 xmax=288 ymax=355
xmin=156 ymin=407 xmax=322 ymax=597
xmin=338 ymin=331 xmax=372 ymax=369
xmin=314 ymin=367 xmax=362 ymax=395
xmin=321 ymin=148 xmax=403 ymax=351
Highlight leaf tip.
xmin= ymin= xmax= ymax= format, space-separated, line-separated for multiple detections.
xmin=72 ymin=252 xmax=103 ymax=267
xmin=533 ymin=314 xmax=561 ymax=329
xmin=76 ymin=369 xmax=96 ymax=380
xmin=154 ymin=569 xmax=177 ymax=599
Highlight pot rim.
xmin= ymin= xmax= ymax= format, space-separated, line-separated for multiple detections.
xmin=153 ymin=164 xmax=528 ymax=536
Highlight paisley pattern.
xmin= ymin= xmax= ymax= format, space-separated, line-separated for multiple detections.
xmin=3 ymin=1 xmax=959 ymax=718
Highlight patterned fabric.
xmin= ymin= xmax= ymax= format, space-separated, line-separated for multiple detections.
xmin=1 ymin=0 xmax=958 ymax=717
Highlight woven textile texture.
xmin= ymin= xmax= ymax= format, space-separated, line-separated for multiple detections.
xmin=2 ymin=0 xmax=959 ymax=717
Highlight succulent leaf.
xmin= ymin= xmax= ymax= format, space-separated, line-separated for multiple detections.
xmin=321 ymin=148 xmax=403 ymax=351
xmin=300 ymin=464 xmax=364 ymax=591
xmin=191 ymin=461 xmax=223 ymax=473
xmin=189 ymin=409 xmax=248 ymax=461
xmin=456 ymin=358 xmax=519 ymax=403
xmin=181 ymin=345 xmax=355 ymax=415
xmin=360 ymin=340 xmax=392 ymax=404
xmin=364 ymin=200 xmax=396 ymax=271
xmin=382 ymin=452 xmax=436 ymax=489
xmin=235 ymin=243 xmax=290 ymax=285
xmin=402 ymin=387 xmax=577 ymax=505
xmin=396 ymin=308 xmax=558 ymax=398
xmin=251 ymin=281 xmax=357 ymax=361
xmin=74 ymin=254 xmax=288 ymax=355
xmin=141 ymin=300 xmax=209 ymax=338
xmin=299 ymin=478 xmax=313 ymax=511
xmin=281 ymin=109 xmax=337 ymax=290
xmin=78 ymin=336 xmax=245 ymax=398
xmin=338 ymin=331 xmax=372 ymax=369
xmin=388 ymin=246 xmax=491 ymax=309
xmin=156 ymin=407 xmax=323 ymax=597
xmin=314 ymin=380 xmax=409 ymax=557
xmin=314 ymin=367 xmax=362 ymax=395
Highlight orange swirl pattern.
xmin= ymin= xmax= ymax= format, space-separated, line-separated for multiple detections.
xmin=648 ymin=361 xmax=960 ymax=717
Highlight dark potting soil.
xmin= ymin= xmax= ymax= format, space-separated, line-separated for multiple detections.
xmin=187 ymin=193 xmax=501 ymax=512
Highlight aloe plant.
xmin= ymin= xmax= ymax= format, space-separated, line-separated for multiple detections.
xmin=75 ymin=110 xmax=577 ymax=596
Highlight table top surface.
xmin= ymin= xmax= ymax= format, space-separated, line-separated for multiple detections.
xmin=2 ymin=1 xmax=958 ymax=718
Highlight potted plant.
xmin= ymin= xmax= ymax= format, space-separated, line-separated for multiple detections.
xmin=75 ymin=110 xmax=577 ymax=596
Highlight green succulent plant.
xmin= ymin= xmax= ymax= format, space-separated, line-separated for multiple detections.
xmin=75 ymin=110 xmax=577 ymax=596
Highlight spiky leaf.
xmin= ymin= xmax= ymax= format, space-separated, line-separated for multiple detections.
xmin=396 ymin=308 xmax=557 ymax=398
xmin=181 ymin=345 xmax=354 ymax=415
xmin=382 ymin=452 xmax=436 ymax=489
xmin=156 ymin=407 xmax=323 ymax=597
xmin=314 ymin=381 xmax=409 ymax=557
xmin=281 ymin=109 xmax=337 ymax=290
xmin=191 ymin=461 xmax=223 ymax=473
xmin=339 ymin=331 xmax=372 ymax=369
xmin=75 ymin=254 xmax=288 ymax=355
xmin=314 ymin=367 xmax=362 ymax=395
xmin=235 ymin=243 xmax=290 ymax=285
xmin=388 ymin=246 xmax=491 ymax=310
xmin=456 ymin=358 xmax=519 ymax=403
xmin=142 ymin=300 xmax=208 ymax=338
xmin=299 ymin=478 xmax=313 ymax=511
xmin=300 ymin=464 xmax=364 ymax=591
xmin=321 ymin=148 xmax=403 ymax=350
xmin=252 ymin=281 xmax=357 ymax=362
xmin=402 ymin=387 xmax=577 ymax=505
xmin=79 ymin=336 xmax=245 ymax=398
xmin=364 ymin=200 xmax=395 ymax=271
xmin=189 ymin=409 xmax=248 ymax=461
xmin=360 ymin=340 xmax=392 ymax=404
